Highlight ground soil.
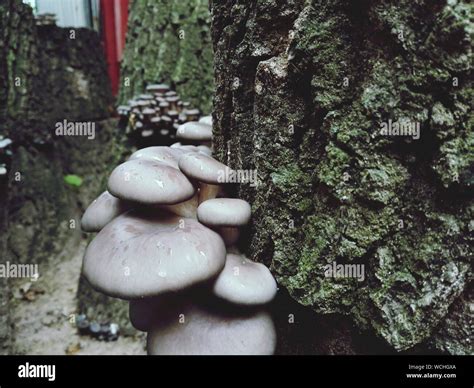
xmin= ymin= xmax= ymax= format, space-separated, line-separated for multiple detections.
xmin=9 ymin=237 xmax=146 ymax=355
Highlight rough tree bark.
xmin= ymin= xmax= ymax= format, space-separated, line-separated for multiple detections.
xmin=118 ymin=0 xmax=214 ymax=112
xmin=211 ymin=0 xmax=472 ymax=354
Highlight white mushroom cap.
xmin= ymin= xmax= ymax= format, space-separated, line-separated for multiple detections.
xmin=198 ymin=115 xmax=212 ymax=126
xmin=213 ymin=253 xmax=277 ymax=305
xmin=197 ymin=145 xmax=212 ymax=156
xmin=82 ymin=210 xmax=226 ymax=299
xmin=146 ymin=83 xmax=169 ymax=93
xmin=176 ymin=122 xmax=212 ymax=142
xmin=142 ymin=107 xmax=155 ymax=115
xmin=146 ymin=303 xmax=276 ymax=355
xmin=197 ymin=198 xmax=251 ymax=226
xmin=178 ymin=153 xmax=233 ymax=184
xmin=81 ymin=191 xmax=131 ymax=232
xmin=176 ymin=145 xmax=199 ymax=153
xmin=129 ymin=146 xmax=187 ymax=169
xmin=108 ymin=159 xmax=195 ymax=205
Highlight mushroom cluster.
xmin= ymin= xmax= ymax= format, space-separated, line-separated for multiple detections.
xmin=117 ymin=84 xmax=210 ymax=148
xmin=81 ymin=124 xmax=278 ymax=355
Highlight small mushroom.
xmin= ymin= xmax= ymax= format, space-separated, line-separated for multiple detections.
xmin=199 ymin=115 xmax=212 ymax=126
xmin=138 ymin=94 xmax=154 ymax=101
xmin=0 ymin=138 xmax=13 ymax=149
xmin=146 ymin=84 xmax=169 ymax=94
xmin=213 ymin=253 xmax=277 ymax=305
xmin=117 ymin=105 xmax=131 ymax=117
xmin=178 ymin=153 xmax=232 ymax=184
xmin=164 ymin=91 xmax=177 ymax=98
xmin=176 ymin=122 xmax=212 ymax=145
xmin=137 ymin=100 xmax=151 ymax=110
xmin=166 ymin=96 xmax=180 ymax=111
xmin=178 ymin=152 xmax=233 ymax=203
xmin=197 ymin=145 xmax=212 ymax=156
xmin=129 ymin=146 xmax=186 ymax=169
xmin=81 ymin=191 xmax=132 ymax=233
xmin=159 ymin=101 xmax=170 ymax=115
xmin=197 ymin=198 xmax=251 ymax=247
xmin=168 ymin=110 xmax=179 ymax=121
xmin=197 ymin=198 xmax=251 ymax=226
xmin=184 ymin=108 xmax=200 ymax=122
xmin=141 ymin=130 xmax=154 ymax=138
xmin=108 ymin=159 xmax=195 ymax=205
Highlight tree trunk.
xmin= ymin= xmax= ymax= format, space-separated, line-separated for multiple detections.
xmin=0 ymin=0 xmax=127 ymax=352
xmin=118 ymin=0 xmax=214 ymax=113
xmin=210 ymin=0 xmax=472 ymax=353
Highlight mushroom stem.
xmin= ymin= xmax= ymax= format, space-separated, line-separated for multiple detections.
xmin=216 ymin=226 xmax=240 ymax=246
xmin=199 ymin=183 xmax=221 ymax=204
xmin=161 ymin=193 xmax=199 ymax=218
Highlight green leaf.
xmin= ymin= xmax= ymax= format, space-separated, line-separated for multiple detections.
xmin=64 ymin=174 xmax=83 ymax=187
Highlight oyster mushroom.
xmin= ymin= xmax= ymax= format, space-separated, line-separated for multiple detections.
xmin=81 ymin=191 xmax=131 ymax=233
xmin=138 ymin=293 xmax=276 ymax=355
xmin=147 ymin=306 xmax=276 ymax=355
xmin=213 ymin=253 xmax=277 ymax=305
xmin=82 ymin=209 xmax=226 ymax=299
xmin=146 ymin=83 xmax=169 ymax=94
xmin=197 ymin=198 xmax=251 ymax=246
xmin=198 ymin=115 xmax=212 ymax=126
xmin=127 ymin=147 xmax=199 ymax=217
xmin=176 ymin=121 xmax=212 ymax=146
xmin=108 ymin=159 xmax=195 ymax=205
xmin=178 ymin=152 xmax=233 ymax=204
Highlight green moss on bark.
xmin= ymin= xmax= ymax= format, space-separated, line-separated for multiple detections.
xmin=212 ymin=0 xmax=473 ymax=352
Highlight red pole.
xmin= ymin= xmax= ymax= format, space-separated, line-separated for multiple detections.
xmin=100 ymin=0 xmax=129 ymax=97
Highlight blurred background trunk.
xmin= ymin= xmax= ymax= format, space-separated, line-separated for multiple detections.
xmin=210 ymin=0 xmax=472 ymax=354
xmin=117 ymin=0 xmax=214 ymax=113
xmin=0 ymin=0 xmax=124 ymax=353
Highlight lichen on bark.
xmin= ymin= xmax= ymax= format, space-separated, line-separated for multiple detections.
xmin=211 ymin=0 xmax=473 ymax=353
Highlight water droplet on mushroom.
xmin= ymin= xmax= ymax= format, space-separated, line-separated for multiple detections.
xmin=158 ymin=271 xmax=167 ymax=278
xmin=154 ymin=179 xmax=164 ymax=188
